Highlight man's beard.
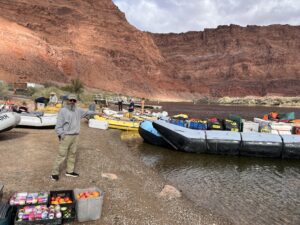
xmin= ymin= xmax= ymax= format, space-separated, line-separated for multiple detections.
xmin=70 ymin=104 xmax=75 ymax=110
xmin=67 ymin=104 xmax=76 ymax=111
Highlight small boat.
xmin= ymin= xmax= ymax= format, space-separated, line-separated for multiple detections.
xmin=138 ymin=120 xmax=170 ymax=147
xmin=0 ymin=112 xmax=21 ymax=133
xmin=18 ymin=113 xmax=57 ymax=128
xmin=94 ymin=115 xmax=140 ymax=131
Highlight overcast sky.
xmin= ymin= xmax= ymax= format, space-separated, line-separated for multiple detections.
xmin=112 ymin=0 xmax=300 ymax=33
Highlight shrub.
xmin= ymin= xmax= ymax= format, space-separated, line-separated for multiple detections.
xmin=0 ymin=82 xmax=9 ymax=99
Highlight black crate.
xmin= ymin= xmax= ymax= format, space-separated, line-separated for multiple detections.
xmin=14 ymin=217 xmax=61 ymax=225
xmin=14 ymin=206 xmax=61 ymax=225
xmin=60 ymin=205 xmax=75 ymax=224
xmin=48 ymin=190 xmax=74 ymax=208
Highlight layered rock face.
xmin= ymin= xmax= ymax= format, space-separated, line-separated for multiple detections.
xmin=0 ymin=0 xmax=299 ymax=100
xmin=0 ymin=0 xmax=188 ymax=99
xmin=151 ymin=25 xmax=300 ymax=97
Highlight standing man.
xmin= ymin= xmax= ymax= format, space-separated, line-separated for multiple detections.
xmin=51 ymin=94 xmax=94 ymax=181
xmin=88 ymin=100 xmax=97 ymax=112
xmin=141 ymin=98 xmax=145 ymax=114
xmin=49 ymin=92 xmax=58 ymax=106
xmin=128 ymin=98 xmax=134 ymax=118
xmin=117 ymin=95 xmax=123 ymax=111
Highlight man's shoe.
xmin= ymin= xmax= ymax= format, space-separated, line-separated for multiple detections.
xmin=51 ymin=175 xmax=59 ymax=181
xmin=65 ymin=172 xmax=79 ymax=177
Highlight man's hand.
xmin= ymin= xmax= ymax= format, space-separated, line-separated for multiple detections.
xmin=58 ymin=134 xmax=65 ymax=141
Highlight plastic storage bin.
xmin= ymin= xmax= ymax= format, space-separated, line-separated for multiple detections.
xmin=242 ymin=121 xmax=259 ymax=133
xmin=74 ymin=187 xmax=104 ymax=222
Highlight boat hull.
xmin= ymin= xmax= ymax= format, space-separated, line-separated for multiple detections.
xmin=0 ymin=112 xmax=20 ymax=133
xmin=153 ymin=120 xmax=206 ymax=153
xmin=240 ymin=133 xmax=283 ymax=158
xmin=206 ymin=130 xmax=241 ymax=155
xmin=152 ymin=120 xmax=300 ymax=159
xmin=18 ymin=113 xmax=57 ymax=128
xmin=139 ymin=121 xmax=170 ymax=147
xmin=281 ymin=135 xmax=300 ymax=159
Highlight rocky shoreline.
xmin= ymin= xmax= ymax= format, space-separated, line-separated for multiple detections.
xmin=216 ymin=96 xmax=300 ymax=107
xmin=0 ymin=122 xmax=232 ymax=225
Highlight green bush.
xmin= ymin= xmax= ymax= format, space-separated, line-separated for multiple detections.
xmin=0 ymin=82 xmax=9 ymax=99
xmin=61 ymin=79 xmax=84 ymax=98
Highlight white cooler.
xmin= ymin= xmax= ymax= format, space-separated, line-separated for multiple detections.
xmin=243 ymin=121 xmax=259 ymax=132
xmin=88 ymin=119 xmax=108 ymax=130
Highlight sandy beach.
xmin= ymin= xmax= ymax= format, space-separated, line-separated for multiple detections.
xmin=0 ymin=121 xmax=232 ymax=225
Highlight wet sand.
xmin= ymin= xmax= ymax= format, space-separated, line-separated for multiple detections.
xmin=0 ymin=121 xmax=232 ymax=225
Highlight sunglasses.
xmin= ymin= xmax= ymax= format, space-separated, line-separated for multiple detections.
xmin=69 ymin=99 xmax=77 ymax=103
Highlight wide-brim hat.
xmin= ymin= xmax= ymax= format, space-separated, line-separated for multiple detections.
xmin=67 ymin=94 xmax=77 ymax=101
xmin=50 ymin=92 xmax=56 ymax=95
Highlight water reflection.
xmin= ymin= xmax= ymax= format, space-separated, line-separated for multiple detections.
xmin=122 ymin=133 xmax=300 ymax=225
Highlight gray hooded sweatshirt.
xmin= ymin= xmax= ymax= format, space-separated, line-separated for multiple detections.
xmin=55 ymin=105 xmax=93 ymax=136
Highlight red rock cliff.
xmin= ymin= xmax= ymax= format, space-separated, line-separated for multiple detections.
xmin=151 ymin=25 xmax=300 ymax=97
xmin=0 ymin=0 xmax=299 ymax=100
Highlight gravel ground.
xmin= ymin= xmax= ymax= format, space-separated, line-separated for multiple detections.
xmin=0 ymin=121 xmax=233 ymax=225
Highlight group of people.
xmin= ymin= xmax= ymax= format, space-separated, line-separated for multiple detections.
xmin=117 ymin=96 xmax=145 ymax=117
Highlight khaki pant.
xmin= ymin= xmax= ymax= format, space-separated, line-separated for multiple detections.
xmin=52 ymin=135 xmax=79 ymax=175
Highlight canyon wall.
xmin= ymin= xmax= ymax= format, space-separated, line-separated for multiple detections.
xmin=0 ymin=0 xmax=299 ymax=100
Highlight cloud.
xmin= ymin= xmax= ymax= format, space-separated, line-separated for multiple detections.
xmin=112 ymin=0 xmax=300 ymax=33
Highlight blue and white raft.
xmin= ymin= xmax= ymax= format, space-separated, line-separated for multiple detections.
xmin=0 ymin=112 xmax=21 ymax=133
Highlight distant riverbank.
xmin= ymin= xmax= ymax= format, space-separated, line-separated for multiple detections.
xmin=150 ymin=96 xmax=300 ymax=107
xmin=212 ymin=96 xmax=300 ymax=107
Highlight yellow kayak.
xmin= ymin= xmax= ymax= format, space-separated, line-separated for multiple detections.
xmin=94 ymin=115 xmax=140 ymax=131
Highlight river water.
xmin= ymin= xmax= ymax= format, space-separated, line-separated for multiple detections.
xmin=121 ymin=103 xmax=300 ymax=225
